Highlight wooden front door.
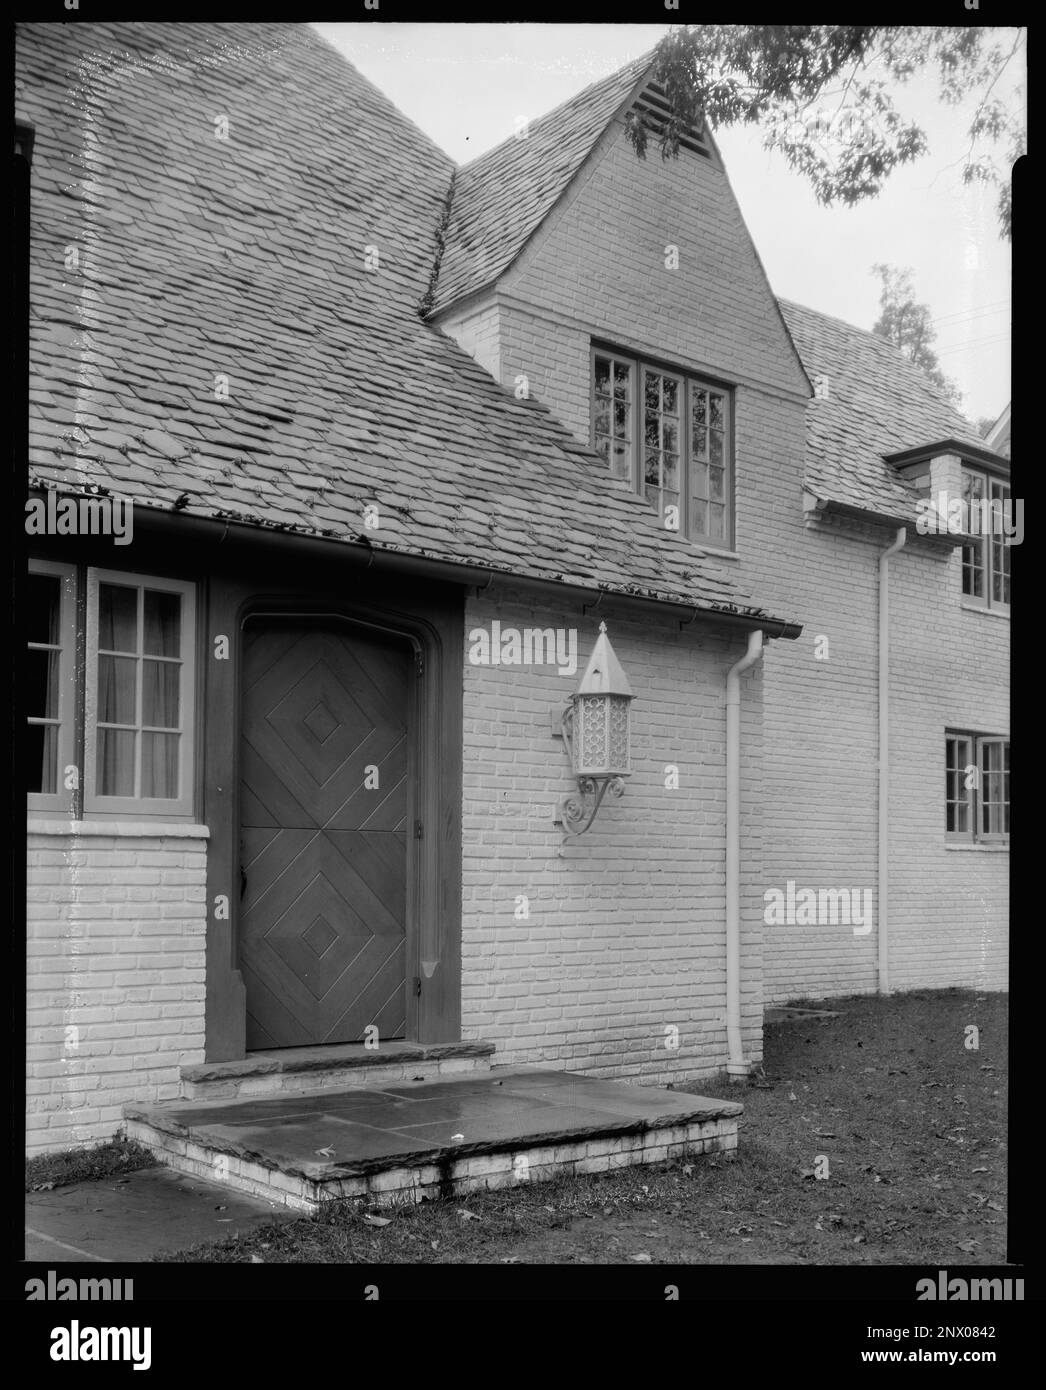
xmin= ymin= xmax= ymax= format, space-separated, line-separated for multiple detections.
xmin=239 ymin=619 xmax=411 ymax=1049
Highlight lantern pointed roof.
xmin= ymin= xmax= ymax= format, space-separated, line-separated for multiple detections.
xmin=576 ymin=622 xmax=633 ymax=697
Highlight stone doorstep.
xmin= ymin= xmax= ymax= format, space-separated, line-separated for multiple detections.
xmin=180 ymin=1040 xmax=495 ymax=1100
xmin=124 ymin=1078 xmax=742 ymax=1214
xmin=125 ymin=1115 xmax=740 ymax=1213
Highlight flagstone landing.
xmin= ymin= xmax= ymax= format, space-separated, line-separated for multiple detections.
xmin=125 ymin=1067 xmax=742 ymax=1212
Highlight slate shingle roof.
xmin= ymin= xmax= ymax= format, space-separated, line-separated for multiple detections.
xmin=21 ymin=22 xmax=782 ymax=624
xmin=429 ymin=55 xmax=651 ymax=315
xmin=778 ymin=298 xmax=991 ymax=524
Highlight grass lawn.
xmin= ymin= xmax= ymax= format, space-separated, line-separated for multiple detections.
xmin=160 ymin=988 xmax=1007 ymax=1265
xmin=26 ymin=1136 xmax=155 ymax=1193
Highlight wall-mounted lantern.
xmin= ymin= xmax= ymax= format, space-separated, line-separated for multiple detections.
xmin=554 ymin=621 xmax=633 ymax=837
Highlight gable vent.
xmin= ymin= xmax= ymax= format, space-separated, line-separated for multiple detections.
xmin=630 ymin=83 xmax=712 ymax=159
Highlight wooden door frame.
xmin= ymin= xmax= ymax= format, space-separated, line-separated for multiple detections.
xmin=206 ymin=586 xmax=461 ymax=1057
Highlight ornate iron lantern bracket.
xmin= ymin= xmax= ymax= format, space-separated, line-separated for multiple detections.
xmin=553 ymin=622 xmax=633 ymax=841
xmin=556 ymin=705 xmax=627 ymax=837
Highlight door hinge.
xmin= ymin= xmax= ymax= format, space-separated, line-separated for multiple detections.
xmin=412 ymin=975 xmax=422 ymax=997
xmin=414 ymin=820 xmax=424 ymax=839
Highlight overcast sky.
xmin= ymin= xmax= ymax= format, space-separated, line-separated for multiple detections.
xmin=312 ymin=22 xmax=1020 ymax=425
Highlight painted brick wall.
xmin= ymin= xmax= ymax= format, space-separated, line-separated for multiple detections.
xmin=499 ymin=121 xmax=810 ymax=401
xmin=436 ymin=111 xmax=1007 ymax=1007
xmin=753 ymin=515 xmax=892 ymax=1001
xmin=887 ymin=547 xmax=1009 ymax=991
xmin=460 ymin=586 xmax=765 ymax=1086
xmin=436 ymin=298 xmax=500 ymax=380
xmin=26 ymin=827 xmax=208 ymax=1154
xmin=749 ymin=514 xmax=1009 ymax=1002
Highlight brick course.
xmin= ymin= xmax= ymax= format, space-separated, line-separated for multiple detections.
xmin=26 ymin=830 xmax=207 ymax=1154
xmin=439 ymin=116 xmax=1007 ymax=1007
xmin=460 ymin=588 xmax=765 ymax=1084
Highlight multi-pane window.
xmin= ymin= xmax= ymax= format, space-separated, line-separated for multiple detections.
xmin=961 ymin=467 xmax=1011 ymax=610
xmin=593 ymin=354 xmax=634 ymax=482
xmin=592 ymin=348 xmax=733 ymax=547
xmin=27 ymin=559 xmax=77 ymax=812
xmin=642 ymin=369 xmax=681 ymax=521
xmin=946 ymin=732 xmax=1009 ymax=842
xmin=86 ymin=571 xmax=195 ymax=815
xmin=27 ymin=563 xmax=196 ymax=818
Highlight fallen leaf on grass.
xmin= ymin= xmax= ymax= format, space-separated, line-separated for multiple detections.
xmin=957 ymin=1240 xmax=979 ymax=1255
xmin=458 ymin=1209 xmax=481 ymax=1222
xmin=250 ymin=1255 xmax=264 ymax=1263
xmin=630 ymin=1252 xmax=652 ymax=1263
xmin=362 ymin=1214 xmax=391 ymax=1227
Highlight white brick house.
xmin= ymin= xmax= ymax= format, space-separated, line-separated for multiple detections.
xmin=21 ymin=24 xmax=1008 ymax=1153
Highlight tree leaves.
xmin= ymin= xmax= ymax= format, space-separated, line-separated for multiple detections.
xmin=627 ymin=25 xmax=1024 ymax=239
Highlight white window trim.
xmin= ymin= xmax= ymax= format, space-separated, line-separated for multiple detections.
xmin=976 ymin=735 xmax=1010 ymax=843
xmin=960 ymin=468 xmax=1011 ymax=615
xmin=27 ymin=558 xmax=78 ymax=816
xmin=84 ymin=568 xmax=196 ymax=819
xmin=945 ymin=729 xmax=1009 ymax=845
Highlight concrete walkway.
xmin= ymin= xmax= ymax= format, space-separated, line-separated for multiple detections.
xmin=25 ymin=1165 xmax=296 ymax=1263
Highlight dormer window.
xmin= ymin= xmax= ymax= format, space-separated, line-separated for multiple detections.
xmin=591 ymin=347 xmax=733 ymax=549
xmin=961 ymin=467 xmax=1011 ymax=611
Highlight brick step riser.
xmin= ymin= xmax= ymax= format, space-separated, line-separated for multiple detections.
xmin=181 ymin=1055 xmax=491 ymax=1102
xmin=125 ymin=1115 xmax=739 ymax=1213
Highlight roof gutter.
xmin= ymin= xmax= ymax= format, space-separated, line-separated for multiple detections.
xmin=41 ymin=494 xmax=803 ymax=641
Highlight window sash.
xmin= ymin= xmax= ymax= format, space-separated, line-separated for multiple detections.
xmin=961 ymin=468 xmax=1010 ymax=611
xmin=944 ymin=735 xmax=973 ymax=837
xmin=27 ymin=559 xmax=77 ymax=814
xmin=978 ymin=736 xmax=1010 ymax=839
xmin=946 ymin=731 xmax=1009 ymax=842
xmin=84 ymin=569 xmax=196 ymax=817
xmin=591 ymin=346 xmax=733 ymax=548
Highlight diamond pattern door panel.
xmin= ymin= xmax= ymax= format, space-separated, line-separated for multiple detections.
xmin=240 ymin=623 xmax=410 ymax=1049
